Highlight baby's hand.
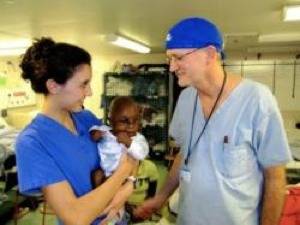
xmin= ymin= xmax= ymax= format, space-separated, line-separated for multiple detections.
xmin=90 ymin=130 xmax=105 ymax=142
xmin=116 ymin=132 xmax=132 ymax=147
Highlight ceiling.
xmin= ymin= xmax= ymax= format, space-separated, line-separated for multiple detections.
xmin=0 ymin=0 xmax=300 ymax=56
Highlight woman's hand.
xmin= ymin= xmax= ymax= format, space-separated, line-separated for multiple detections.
xmin=116 ymin=152 xmax=138 ymax=178
xmin=99 ymin=181 xmax=134 ymax=225
xmin=98 ymin=208 xmax=120 ymax=225
xmin=105 ymin=181 xmax=134 ymax=213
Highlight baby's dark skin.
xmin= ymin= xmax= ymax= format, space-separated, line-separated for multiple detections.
xmin=90 ymin=130 xmax=104 ymax=142
xmin=90 ymin=103 xmax=140 ymax=188
xmin=114 ymin=131 xmax=132 ymax=147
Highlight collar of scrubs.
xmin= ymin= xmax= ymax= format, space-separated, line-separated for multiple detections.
xmin=35 ymin=113 xmax=85 ymax=136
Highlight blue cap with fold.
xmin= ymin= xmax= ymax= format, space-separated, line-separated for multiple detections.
xmin=166 ymin=17 xmax=224 ymax=55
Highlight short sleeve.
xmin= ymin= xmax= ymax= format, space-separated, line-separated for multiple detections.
xmin=169 ymin=96 xmax=185 ymax=147
xmin=16 ymin=134 xmax=66 ymax=195
xmin=255 ymin=96 xmax=292 ymax=168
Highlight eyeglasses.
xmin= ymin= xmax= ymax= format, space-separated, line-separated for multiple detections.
xmin=166 ymin=48 xmax=200 ymax=64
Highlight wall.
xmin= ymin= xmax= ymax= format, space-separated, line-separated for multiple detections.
xmin=226 ymin=51 xmax=299 ymax=61
xmin=87 ymin=53 xmax=166 ymax=118
xmin=1 ymin=50 xmax=300 ymax=130
xmin=223 ymin=57 xmax=300 ymax=133
xmin=0 ymin=52 xmax=166 ymax=128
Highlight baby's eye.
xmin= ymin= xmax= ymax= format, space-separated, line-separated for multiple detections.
xmin=119 ymin=119 xmax=129 ymax=124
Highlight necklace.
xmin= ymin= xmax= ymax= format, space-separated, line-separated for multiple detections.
xmin=185 ymin=70 xmax=227 ymax=165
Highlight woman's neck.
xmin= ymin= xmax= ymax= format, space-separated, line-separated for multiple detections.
xmin=42 ymin=98 xmax=67 ymax=121
xmin=42 ymin=97 xmax=77 ymax=134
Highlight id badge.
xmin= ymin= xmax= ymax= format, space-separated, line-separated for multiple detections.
xmin=180 ymin=168 xmax=191 ymax=183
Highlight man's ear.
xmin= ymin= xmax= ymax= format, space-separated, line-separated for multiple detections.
xmin=46 ymin=79 xmax=61 ymax=94
xmin=205 ymin=46 xmax=218 ymax=65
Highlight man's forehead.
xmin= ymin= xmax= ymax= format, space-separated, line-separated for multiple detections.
xmin=166 ymin=48 xmax=195 ymax=55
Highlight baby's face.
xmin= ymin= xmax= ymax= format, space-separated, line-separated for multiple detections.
xmin=111 ymin=105 xmax=140 ymax=137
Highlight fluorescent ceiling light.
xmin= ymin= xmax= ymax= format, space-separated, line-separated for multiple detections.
xmin=105 ymin=34 xmax=150 ymax=53
xmin=0 ymin=47 xmax=28 ymax=56
xmin=0 ymin=39 xmax=32 ymax=56
xmin=283 ymin=5 xmax=300 ymax=21
xmin=258 ymin=33 xmax=300 ymax=43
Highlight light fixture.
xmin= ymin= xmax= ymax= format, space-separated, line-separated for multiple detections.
xmin=283 ymin=5 xmax=300 ymax=21
xmin=258 ymin=33 xmax=300 ymax=43
xmin=105 ymin=34 xmax=150 ymax=53
xmin=0 ymin=39 xmax=31 ymax=56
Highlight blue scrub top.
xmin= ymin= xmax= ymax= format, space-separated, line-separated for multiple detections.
xmin=170 ymin=79 xmax=292 ymax=225
xmin=16 ymin=110 xmax=102 ymax=225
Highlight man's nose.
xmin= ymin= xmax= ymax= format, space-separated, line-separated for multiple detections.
xmin=169 ymin=58 xmax=179 ymax=72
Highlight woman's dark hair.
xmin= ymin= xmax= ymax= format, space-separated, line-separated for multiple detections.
xmin=20 ymin=37 xmax=91 ymax=94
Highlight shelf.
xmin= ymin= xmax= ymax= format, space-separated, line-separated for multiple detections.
xmin=102 ymin=68 xmax=170 ymax=158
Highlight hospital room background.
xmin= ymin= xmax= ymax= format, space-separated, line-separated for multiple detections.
xmin=0 ymin=0 xmax=300 ymax=224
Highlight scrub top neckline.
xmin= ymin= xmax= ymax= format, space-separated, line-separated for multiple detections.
xmin=35 ymin=112 xmax=81 ymax=137
xmin=197 ymin=78 xmax=247 ymax=122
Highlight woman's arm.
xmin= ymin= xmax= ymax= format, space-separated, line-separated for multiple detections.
xmin=43 ymin=154 xmax=136 ymax=225
xmin=99 ymin=180 xmax=135 ymax=225
xmin=133 ymin=153 xmax=181 ymax=220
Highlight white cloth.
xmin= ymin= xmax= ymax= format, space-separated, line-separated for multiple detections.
xmin=127 ymin=133 xmax=149 ymax=160
xmin=90 ymin=125 xmax=149 ymax=176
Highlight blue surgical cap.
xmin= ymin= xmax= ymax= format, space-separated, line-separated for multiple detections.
xmin=166 ymin=17 xmax=224 ymax=54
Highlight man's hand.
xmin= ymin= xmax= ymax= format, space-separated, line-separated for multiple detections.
xmin=133 ymin=195 xmax=166 ymax=220
xmin=133 ymin=153 xmax=182 ymax=220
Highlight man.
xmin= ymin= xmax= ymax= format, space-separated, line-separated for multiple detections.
xmin=135 ymin=17 xmax=291 ymax=225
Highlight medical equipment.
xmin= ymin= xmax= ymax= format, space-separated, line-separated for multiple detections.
xmin=0 ymin=116 xmax=20 ymax=202
xmin=0 ymin=88 xmax=36 ymax=109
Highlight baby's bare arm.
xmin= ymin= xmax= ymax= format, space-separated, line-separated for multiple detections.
xmin=90 ymin=130 xmax=105 ymax=142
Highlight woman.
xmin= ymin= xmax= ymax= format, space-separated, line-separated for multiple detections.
xmin=16 ymin=37 xmax=136 ymax=225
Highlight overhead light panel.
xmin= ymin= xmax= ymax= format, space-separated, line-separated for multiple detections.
xmin=283 ymin=5 xmax=300 ymax=21
xmin=0 ymin=39 xmax=32 ymax=56
xmin=105 ymin=34 xmax=150 ymax=53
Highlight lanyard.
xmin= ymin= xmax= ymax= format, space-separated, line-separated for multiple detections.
xmin=185 ymin=71 xmax=227 ymax=165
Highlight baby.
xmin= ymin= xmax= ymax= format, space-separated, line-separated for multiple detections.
xmin=89 ymin=96 xmax=149 ymax=224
